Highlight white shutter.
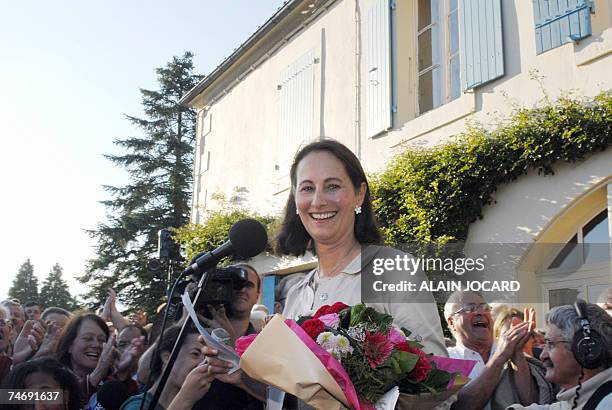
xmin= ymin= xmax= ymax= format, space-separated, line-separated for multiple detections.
xmin=366 ymin=0 xmax=392 ymax=138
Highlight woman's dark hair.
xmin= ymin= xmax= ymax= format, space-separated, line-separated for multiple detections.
xmin=55 ymin=312 xmax=110 ymax=367
xmin=3 ymin=357 xmax=82 ymax=410
xmin=276 ymin=138 xmax=382 ymax=256
xmin=149 ymin=322 xmax=199 ymax=381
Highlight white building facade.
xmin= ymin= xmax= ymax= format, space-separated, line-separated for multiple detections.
xmin=181 ymin=0 xmax=612 ymax=315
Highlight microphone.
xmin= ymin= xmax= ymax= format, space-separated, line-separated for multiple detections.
xmin=183 ymin=218 xmax=268 ymax=276
xmin=97 ymin=380 xmax=129 ymax=410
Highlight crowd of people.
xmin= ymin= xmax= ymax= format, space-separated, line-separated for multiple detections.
xmin=1 ymin=139 xmax=610 ymax=410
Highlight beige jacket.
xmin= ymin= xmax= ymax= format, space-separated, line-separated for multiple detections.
xmin=283 ymin=245 xmax=447 ymax=357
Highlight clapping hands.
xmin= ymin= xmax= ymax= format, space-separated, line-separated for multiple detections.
xmin=201 ymin=305 xmax=238 ymax=346
xmin=495 ymin=307 xmax=536 ymax=363
xmin=12 ymin=320 xmax=45 ymax=363
xmin=116 ymin=335 xmax=146 ymax=379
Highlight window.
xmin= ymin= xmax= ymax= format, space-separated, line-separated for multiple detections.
xmin=276 ymin=49 xmax=316 ymax=176
xmin=197 ymin=110 xmax=210 ymax=175
xmin=417 ymin=0 xmax=461 ymax=114
xmin=548 ymin=209 xmax=610 ymax=270
xmin=366 ymin=0 xmax=392 ymax=137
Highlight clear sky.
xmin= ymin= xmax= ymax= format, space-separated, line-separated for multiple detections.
xmin=0 ymin=0 xmax=285 ymax=301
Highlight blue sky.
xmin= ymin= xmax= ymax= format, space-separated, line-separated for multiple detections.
xmin=0 ymin=0 xmax=285 ymax=300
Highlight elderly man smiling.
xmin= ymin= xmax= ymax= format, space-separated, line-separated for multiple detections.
xmin=506 ymin=302 xmax=612 ymax=410
xmin=445 ymin=291 xmax=553 ymax=410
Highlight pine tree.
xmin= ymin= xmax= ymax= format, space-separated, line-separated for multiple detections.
xmin=39 ymin=264 xmax=77 ymax=310
xmin=80 ymin=52 xmax=203 ymax=314
xmin=8 ymin=259 xmax=39 ymax=303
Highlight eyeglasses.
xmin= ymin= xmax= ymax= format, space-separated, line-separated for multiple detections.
xmin=543 ymin=338 xmax=570 ymax=350
xmin=452 ymin=303 xmax=492 ymax=316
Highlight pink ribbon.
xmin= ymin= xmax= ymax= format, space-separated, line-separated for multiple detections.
xmin=430 ymin=355 xmax=477 ymax=388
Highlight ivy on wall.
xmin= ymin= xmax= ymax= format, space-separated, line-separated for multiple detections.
xmin=370 ymin=92 xmax=612 ymax=246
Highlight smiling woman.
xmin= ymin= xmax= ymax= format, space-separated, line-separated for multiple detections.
xmin=55 ymin=313 xmax=110 ymax=399
xmin=54 ymin=312 xmax=141 ymax=405
xmin=276 ymin=139 xmax=446 ymax=358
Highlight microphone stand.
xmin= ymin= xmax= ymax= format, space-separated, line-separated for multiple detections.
xmin=147 ymin=265 xmax=214 ymax=410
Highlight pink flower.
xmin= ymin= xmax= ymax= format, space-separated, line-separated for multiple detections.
xmin=388 ymin=328 xmax=406 ymax=345
xmin=234 ymin=334 xmax=257 ymax=356
xmin=363 ymin=331 xmax=394 ymax=369
xmin=317 ymin=313 xmax=340 ymax=329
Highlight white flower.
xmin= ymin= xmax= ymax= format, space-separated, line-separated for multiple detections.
xmin=317 ymin=333 xmax=353 ymax=358
xmin=316 ymin=332 xmax=334 ymax=348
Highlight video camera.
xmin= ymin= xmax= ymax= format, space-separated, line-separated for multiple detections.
xmin=163 ymin=218 xmax=267 ymax=321
xmin=167 ymin=265 xmax=250 ymax=320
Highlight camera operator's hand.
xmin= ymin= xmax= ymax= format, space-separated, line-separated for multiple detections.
xmin=202 ymin=305 xmax=238 ymax=345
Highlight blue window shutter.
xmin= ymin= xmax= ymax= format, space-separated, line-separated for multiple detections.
xmin=460 ymin=0 xmax=504 ymax=90
xmin=262 ymin=276 xmax=276 ymax=314
xmin=366 ymin=0 xmax=392 ymax=138
xmin=533 ymin=0 xmax=592 ymax=55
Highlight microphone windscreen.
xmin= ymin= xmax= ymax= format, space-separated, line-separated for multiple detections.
xmin=97 ymin=379 xmax=129 ymax=410
xmin=228 ymin=219 xmax=268 ymax=258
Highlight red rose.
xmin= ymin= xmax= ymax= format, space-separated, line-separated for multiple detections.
xmin=301 ymin=319 xmax=326 ymax=340
xmin=313 ymin=302 xmax=349 ymax=318
xmin=395 ymin=342 xmax=432 ymax=382
xmin=395 ymin=341 xmax=412 ymax=353
xmin=410 ymin=355 xmax=433 ymax=382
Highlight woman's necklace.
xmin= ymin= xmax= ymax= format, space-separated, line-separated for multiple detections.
xmin=314 ymin=242 xmax=360 ymax=304
xmin=318 ymin=241 xmax=360 ymax=278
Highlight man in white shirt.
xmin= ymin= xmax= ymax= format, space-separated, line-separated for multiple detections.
xmin=444 ymin=291 xmax=548 ymax=410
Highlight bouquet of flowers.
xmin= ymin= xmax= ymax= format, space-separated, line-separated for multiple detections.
xmin=237 ymin=303 xmax=472 ymax=409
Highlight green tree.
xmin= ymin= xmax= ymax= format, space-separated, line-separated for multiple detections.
xmin=8 ymin=259 xmax=39 ymax=303
xmin=173 ymin=208 xmax=277 ymax=264
xmin=80 ymin=52 xmax=204 ymax=314
xmin=39 ymin=264 xmax=78 ymax=310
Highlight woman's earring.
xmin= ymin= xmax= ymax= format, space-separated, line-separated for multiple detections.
xmin=296 ymin=208 xmax=299 ymax=215
xmin=354 ymin=206 xmax=362 ymax=215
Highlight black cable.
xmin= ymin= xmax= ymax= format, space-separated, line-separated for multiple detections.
xmin=571 ymin=367 xmax=584 ymax=410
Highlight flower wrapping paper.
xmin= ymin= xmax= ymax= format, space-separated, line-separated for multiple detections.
xmin=240 ymin=314 xmax=351 ymax=409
